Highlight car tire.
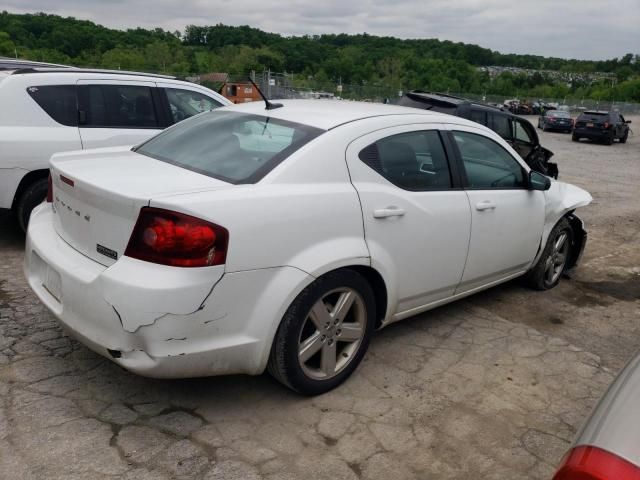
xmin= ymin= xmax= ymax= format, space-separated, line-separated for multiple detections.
xmin=620 ymin=130 xmax=628 ymax=144
xmin=524 ymin=217 xmax=573 ymax=291
xmin=16 ymin=178 xmax=48 ymax=233
xmin=267 ymin=269 xmax=375 ymax=395
xmin=572 ymin=134 xmax=579 ymax=142
xmin=605 ymin=132 xmax=614 ymax=145
xmin=537 ymin=120 xmax=541 ymax=129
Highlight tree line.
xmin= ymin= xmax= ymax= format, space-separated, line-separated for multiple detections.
xmin=1 ymin=11 xmax=639 ymax=102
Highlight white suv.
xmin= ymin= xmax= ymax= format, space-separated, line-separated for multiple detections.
xmin=0 ymin=67 xmax=231 ymax=230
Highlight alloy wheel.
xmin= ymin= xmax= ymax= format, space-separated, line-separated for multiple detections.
xmin=297 ymin=288 xmax=366 ymax=380
xmin=544 ymin=231 xmax=569 ymax=285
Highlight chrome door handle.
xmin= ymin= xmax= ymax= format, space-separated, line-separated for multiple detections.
xmin=373 ymin=207 xmax=406 ymax=218
xmin=475 ymin=200 xmax=497 ymax=211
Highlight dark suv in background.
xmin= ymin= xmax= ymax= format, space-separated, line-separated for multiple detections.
xmin=573 ymin=111 xmax=631 ymax=145
xmin=398 ymin=91 xmax=558 ymax=178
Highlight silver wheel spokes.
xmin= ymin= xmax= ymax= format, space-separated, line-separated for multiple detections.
xmin=298 ymin=288 xmax=366 ymax=380
xmin=544 ymin=231 xmax=569 ymax=284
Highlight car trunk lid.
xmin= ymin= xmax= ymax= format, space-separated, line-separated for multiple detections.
xmin=50 ymin=146 xmax=232 ymax=266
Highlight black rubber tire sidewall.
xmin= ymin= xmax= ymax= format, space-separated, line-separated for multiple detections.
xmin=620 ymin=131 xmax=628 ymax=144
xmin=524 ymin=217 xmax=573 ymax=291
xmin=17 ymin=178 xmax=48 ymax=233
xmin=267 ymin=269 xmax=376 ymax=395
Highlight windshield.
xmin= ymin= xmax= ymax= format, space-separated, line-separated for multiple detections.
xmin=136 ymin=110 xmax=324 ymax=184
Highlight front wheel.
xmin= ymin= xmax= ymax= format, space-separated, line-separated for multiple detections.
xmin=16 ymin=178 xmax=49 ymax=233
xmin=524 ymin=218 xmax=573 ymax=290
xmin=268 ymin=269 xmax=375 ymax=395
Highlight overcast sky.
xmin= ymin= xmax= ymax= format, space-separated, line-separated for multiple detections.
xmin=2 ymin=0 xmax=639 ymax=60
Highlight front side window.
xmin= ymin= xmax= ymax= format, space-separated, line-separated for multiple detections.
xmin=27 ymin=85 xmax=77 ymax=126
xmin=358 ymin=130 xmax=452 ymax=191
xmin=85 ymin=85 xmax=158 ymax=128
xmin=453 ymin=131 xmax=526 ymax=189
xmin=165 ymin=88 xmax=223 ymax=124
xmin=135 ymin=111 xmax=323 ymax=184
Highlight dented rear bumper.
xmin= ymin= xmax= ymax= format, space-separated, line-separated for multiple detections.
xmin=24 ymin=204 xmax=310 ymax=378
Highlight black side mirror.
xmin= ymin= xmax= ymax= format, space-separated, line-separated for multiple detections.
xmin=625 ymin=120 xmax=632 ymax=124
xmin=529 ymin=171 xmax=551 ymax=191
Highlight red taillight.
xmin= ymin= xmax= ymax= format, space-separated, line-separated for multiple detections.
xmin=553 ymin=446 xmax=640 ymax=480
xmin=124 ymin=207 xmax=228 ymax=267
xmin=46 ymin=173 xmax=53 ymax=202
xmin=603 ymin=122 xmax=610 ymax=129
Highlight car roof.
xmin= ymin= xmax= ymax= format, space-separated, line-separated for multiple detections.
xmin=582 ymin=110 xmax=610 ymax=115
xmin=0 ymin=58 xmax=74 ymax=70
xmin=222 ymin=99 xmax=455 ymax=130
xmin=8 ymin=67 xmax=176 ymax=80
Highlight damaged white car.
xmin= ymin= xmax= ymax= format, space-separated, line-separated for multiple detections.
xmin=24 ymin=100 xmax=592 ymax=395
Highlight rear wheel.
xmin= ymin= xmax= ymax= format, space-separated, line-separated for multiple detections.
xmin=16 ymin=178 xmax=48 ymax=233
xmin=268 ymin=269 xmax=375 ymax=395
xmin=524 ymin=218 xmax=573 ymax=291
xmin=620 ymin=130 xmax=628 ymax=144
xmin=605 ymin=132 xmax=614 ymax=145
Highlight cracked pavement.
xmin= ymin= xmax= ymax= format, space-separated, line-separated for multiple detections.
xmin=1 ymin=117 xmax=639 ymax=479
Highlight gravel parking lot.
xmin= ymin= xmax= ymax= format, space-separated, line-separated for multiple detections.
xmin=1 ymin=117 xmax=638 ymax=480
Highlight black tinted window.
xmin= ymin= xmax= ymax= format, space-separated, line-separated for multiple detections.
xmin=136 ymin=111 xmax=323 ymax=184
xmin=453 ymin=131 xmax=525 ymax=189
xmin=488 ymin=113 xmax=511 ymax=140
xmin=470 ymin=109 xmax=487 ymax=126
xmin=27 ymin=85 xmax=77 ymax=126
xmin=359 ymin=130 xmax=452 ymax=191
xmin=84 ymin=85 xmax=158 ymax=128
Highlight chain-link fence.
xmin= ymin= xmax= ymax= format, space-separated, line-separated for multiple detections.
xmin=216 ymin=70 xmax=640 ymax=115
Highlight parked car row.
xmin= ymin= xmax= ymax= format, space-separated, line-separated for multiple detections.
xmin=538 ymin=108 xmax=631 ymax=145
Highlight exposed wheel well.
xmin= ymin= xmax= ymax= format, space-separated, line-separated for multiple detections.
xmin=11 ymin=169 xmax=49 ymax=210
xmin=342 ymin=265 xmax=388 ymax=329
xmin=565 ymin=212 xmax=587 ymax=271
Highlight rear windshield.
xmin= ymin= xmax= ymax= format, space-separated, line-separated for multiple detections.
xmin=136 ymin=111 xmax=324 ymax=184
xmin=579 ymin=112 xmax=609 ymax=121
xmin=548 ymin=111 xmax=570 ymax=118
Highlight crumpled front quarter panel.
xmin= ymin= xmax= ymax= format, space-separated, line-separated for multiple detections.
xmin=540 ymin=181 xmax=592 ymax=249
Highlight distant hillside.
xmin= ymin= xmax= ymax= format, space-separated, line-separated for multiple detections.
xmin=1 ymin=11 xmax=639 ymax=101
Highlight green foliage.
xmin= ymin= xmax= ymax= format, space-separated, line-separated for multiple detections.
xmin=1 ymin=11 xmax=639 ymax=101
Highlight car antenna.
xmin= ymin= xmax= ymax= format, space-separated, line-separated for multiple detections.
xmin=248 ymin=77 xmax=283 ymax=110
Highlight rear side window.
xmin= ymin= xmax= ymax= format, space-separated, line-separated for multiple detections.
xmin=488 ymin=113 xmax=511 ymax=140
xmin=83 ymin=85 xmax=158 ymax=128
xmin=453 ymin=131 xmax=525 ymax=189
xmin=135 ymin=111 xmax=323 ymax=184
xmin=27 ymin=85 xmax=77 ymax=126
xmin=165 ymin=88 xmax=223 ymax=124
xmin=470 ymin=109 xmax=487 ymax=126
xmin=358 ymin=130 xmax=452 ymax=191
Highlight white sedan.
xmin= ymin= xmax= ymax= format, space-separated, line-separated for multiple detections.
xmin=24 ymin=100 xmax=591 ymax=395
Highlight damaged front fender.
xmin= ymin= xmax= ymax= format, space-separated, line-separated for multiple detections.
xmin=532 ymin=180 xmax=592 ymax=268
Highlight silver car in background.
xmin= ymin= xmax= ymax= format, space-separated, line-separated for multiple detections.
xmin=553 ymin=350 xmax=640 ymax=479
